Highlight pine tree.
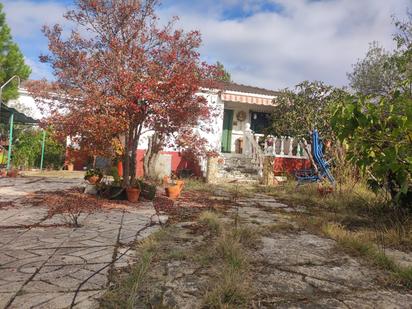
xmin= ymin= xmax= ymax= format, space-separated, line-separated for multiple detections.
xmin=0 ymin=3 xmax=31 ymax=102
xmin=216 ymin=61 xmax=232 ymax=82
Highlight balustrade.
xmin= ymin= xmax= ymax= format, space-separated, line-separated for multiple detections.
xmin=242 ymin=124 xmax=308 ymax=159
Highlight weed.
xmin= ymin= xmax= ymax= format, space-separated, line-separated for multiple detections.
xmin=203 ymin=268 xmax=250 ymax=308
xmin=199 ymin=211 xmax=222 ymax=235
xmin=322 ymin=223 xmax=412 ymax=288
xmin=231 ymin=226 xmax=261 ymax=248
xmin=100 ymin=230 xmax=165 ymax=308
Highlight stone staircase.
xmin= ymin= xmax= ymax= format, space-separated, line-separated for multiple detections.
xmin=216 ymin=154 xmax=261 ymax=183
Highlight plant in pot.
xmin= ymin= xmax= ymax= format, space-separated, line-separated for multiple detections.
xmin=126 ymin=179 xmax=141 ymax=203
xmin=66 ymin=157 xmax=75 ymax=172
xmin=140 ymin=181 xmax=157 ymax=200
xmin=165 ymin=179 xmax=184 ymax=200
xmin=112 ymin=138 xmax=124 ymax=177
xmin=84 ymin=168 xmax=103 ymax=184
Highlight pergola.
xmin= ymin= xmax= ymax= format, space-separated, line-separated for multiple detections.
xmin=0 ymin=102 xmax=46 ymax=171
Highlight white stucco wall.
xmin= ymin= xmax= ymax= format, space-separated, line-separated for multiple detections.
xmin=7 ymin=89 xmax=43 ymax=120
xmin=137 ymin=90 xmax=224 ymax=153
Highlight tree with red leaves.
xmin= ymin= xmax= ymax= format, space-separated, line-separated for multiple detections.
xmin=27 ymin=0 xmax=219 ymax=185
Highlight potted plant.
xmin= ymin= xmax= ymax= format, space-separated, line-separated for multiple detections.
xmin=6 ymin=168 xmax=18 ymax=177
xmin=126 ymin=179 xmax=141 ymax=203
xmin=84 ymin=168 xmax=103 ymax=184
xmin=66 ymin=158 xmax=75 ymax=172
xmin=165 ymin=179 xmax=184 ymax=200
xmin=112 ymin=138 xmax=124 ymax=177
xmin=165 ymin=184 xmax=181 ymax=200
xmin=140 ymin=181 xmax=157 ymax=200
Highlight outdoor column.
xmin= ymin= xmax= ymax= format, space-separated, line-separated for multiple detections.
xmin=6 ymin=112 xmax=14 ymax=170
xmin=206 ymin=156 xmax=219 ymax=184
xmin=40 ymin=130 xmax=46 ymax=171
xmin=262 ymin=156 xmax=275 ymax=186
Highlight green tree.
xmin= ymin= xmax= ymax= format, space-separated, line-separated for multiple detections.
xmin=0 ymin=3 xmax=31 ymax=102
xmin=333 ymin=14 xmax=412 ymax=208
xmin=269 ymin=80 xmax=345 ymax=141
xmin=347 ymin=41 xmax=401 ymax=96
xmin=13 ymin=128 xmax=65 ymax=169
xmin=215 ymin=61 xmax=232 ymax=82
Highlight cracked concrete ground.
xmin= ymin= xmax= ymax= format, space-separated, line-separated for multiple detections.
xmin=236 ymin=195 xmax=412 ymax=308
xmin=130 ymin=192 xmax=412 ymax=308
xmin=0 ymin=176 xmax=164 ymax=309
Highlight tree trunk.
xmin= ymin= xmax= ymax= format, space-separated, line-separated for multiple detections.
xmin=130 ymin=122 xmax=143 ymax=183
xmin=143 ymin=132 xmax=163 ymax=180
xmin=122 ymin=126 xmax=134 ymax=187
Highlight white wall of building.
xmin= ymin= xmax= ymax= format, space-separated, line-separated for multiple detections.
xmin=137 ymin=91 xmax=224 ymax=153
xmin=7 ymin=89 xmax=44 ymax=120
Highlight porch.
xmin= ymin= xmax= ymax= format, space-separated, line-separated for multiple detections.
xmin=220 ymin=101 xmax=308 ymax=161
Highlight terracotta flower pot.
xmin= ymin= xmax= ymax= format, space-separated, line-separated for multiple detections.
xmin=176 ymin=180 xmax=185 ymax=191
xmin=87 ymin=175 xmax=101 ymax=185
xmin=7 ymin=169 xmax=18 ymax=177
xmin=117 ymin=161 xmax=123 ymax=177
xmin=126 ymin=187 xmax=141 ymax=203
xmin=318 ymin=186 xmax=333 ymax=196
xmin=165 ymin=185 xmax=181 ymax=200
xmin=162 ymin=175 xmax=170 ymax=186
xmin=67 ymin=163 xmax=74 ymax=172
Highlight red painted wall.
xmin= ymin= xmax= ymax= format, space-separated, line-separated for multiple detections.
xmin=135 ymin=150 xmax=201 ymax=178
xmin=66 ymin=148 xmax=89 ymax=171
xmin=273 ymin=157 xmax=311 ymax=175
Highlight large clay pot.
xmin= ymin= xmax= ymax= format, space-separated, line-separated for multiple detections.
xmin=176 ymin=180 xmax=185 ymax=191
xmin=87 ymin=175 xmax=101 ymax=185
xmin=165 ymin=185 xmax=181 ymax=200
xmin=117 ymin=161 xmax=123 ymax=177
xmin=126 ymin=187 xmax=141 ymax=203
xmin=162 ymin=175 xmax=170 ymax=186
xmin=67 ymin=163 xmax=74 ymax=172
xmin=7 ymin=169 xmax=18 ymax=177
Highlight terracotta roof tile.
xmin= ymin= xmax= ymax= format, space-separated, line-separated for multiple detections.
xmin=212 ymin=81 xmax=279 ymax=97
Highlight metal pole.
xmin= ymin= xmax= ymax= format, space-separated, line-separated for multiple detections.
xmin=40 ymin=130 xmax=46 ymax=171
xmin=6 ymin=112 xmax=14 ymax=170
xmin=0 ymin=75 xmax=21 ymax=122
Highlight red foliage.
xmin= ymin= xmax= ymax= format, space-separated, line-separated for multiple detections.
xmin=27 ymin=0 xmax=221 ymax=182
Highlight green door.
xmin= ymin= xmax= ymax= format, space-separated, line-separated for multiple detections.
xmin=221 ymin=109 xmax=234 ymax=153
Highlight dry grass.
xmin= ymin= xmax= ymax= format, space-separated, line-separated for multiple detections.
xmin=203 ymin=269 xmax=251 ymax=309
xmin=257 ymin=180 xmax=412 ymax=288
xmin=199 ymin=211 xmax=222 ymax=235
xmin=261 ymin=181 xmax=412 ymax=250
xmin=100 ymin=229 xmax=167 ymax=309
xmin=322 ymin=223 xmax=412 ymax=288
xmin=203 ymin=225 xmax=252 ymax=308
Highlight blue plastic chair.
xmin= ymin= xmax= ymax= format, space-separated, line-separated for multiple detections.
xmin=295 ymin=130 xmax=335 ymax=186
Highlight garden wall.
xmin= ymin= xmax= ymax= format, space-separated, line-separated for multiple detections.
xmin=273 ymin=157 xmax=311 ymax=175
xmin=135 ymin=150 xmax=202 ymax=178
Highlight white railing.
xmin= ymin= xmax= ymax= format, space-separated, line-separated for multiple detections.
xmin=262 ymin=135 xmax=309 ymax=159
xmin=243 ymin=124 xmax=308 ymax=160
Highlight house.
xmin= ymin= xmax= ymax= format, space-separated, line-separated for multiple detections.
xmin=135 ymin=81 xmax=311 ymax=181
xmin=13 ymin=81 xmax=311 ymax=180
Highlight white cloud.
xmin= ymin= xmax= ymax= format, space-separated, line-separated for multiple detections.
xmin=24 ymin=57 xmax=54 ymax=80
xmin=2 ymin=0 xmax=410 ymax=89
xmin=160 ymin=0 xmax=410 ymax=89
xmin=2 ymin=0 xmax=70 ymax=38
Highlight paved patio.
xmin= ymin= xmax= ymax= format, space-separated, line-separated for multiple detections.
xmin=0 ymin=176 xmax=164 ymax=308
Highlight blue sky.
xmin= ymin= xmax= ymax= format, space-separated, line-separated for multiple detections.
xmin=2 ymin=0 xmax=410 ymax=89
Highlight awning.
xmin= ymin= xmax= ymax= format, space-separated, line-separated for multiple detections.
xmin=0 ymin=102 xmax=38 ymax=124
xmin=221 ymin=93 xmax=274 ymax=106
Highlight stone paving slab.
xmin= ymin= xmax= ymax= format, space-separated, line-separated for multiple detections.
xmin=0 ymin=176 xmax=163 ymax=309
